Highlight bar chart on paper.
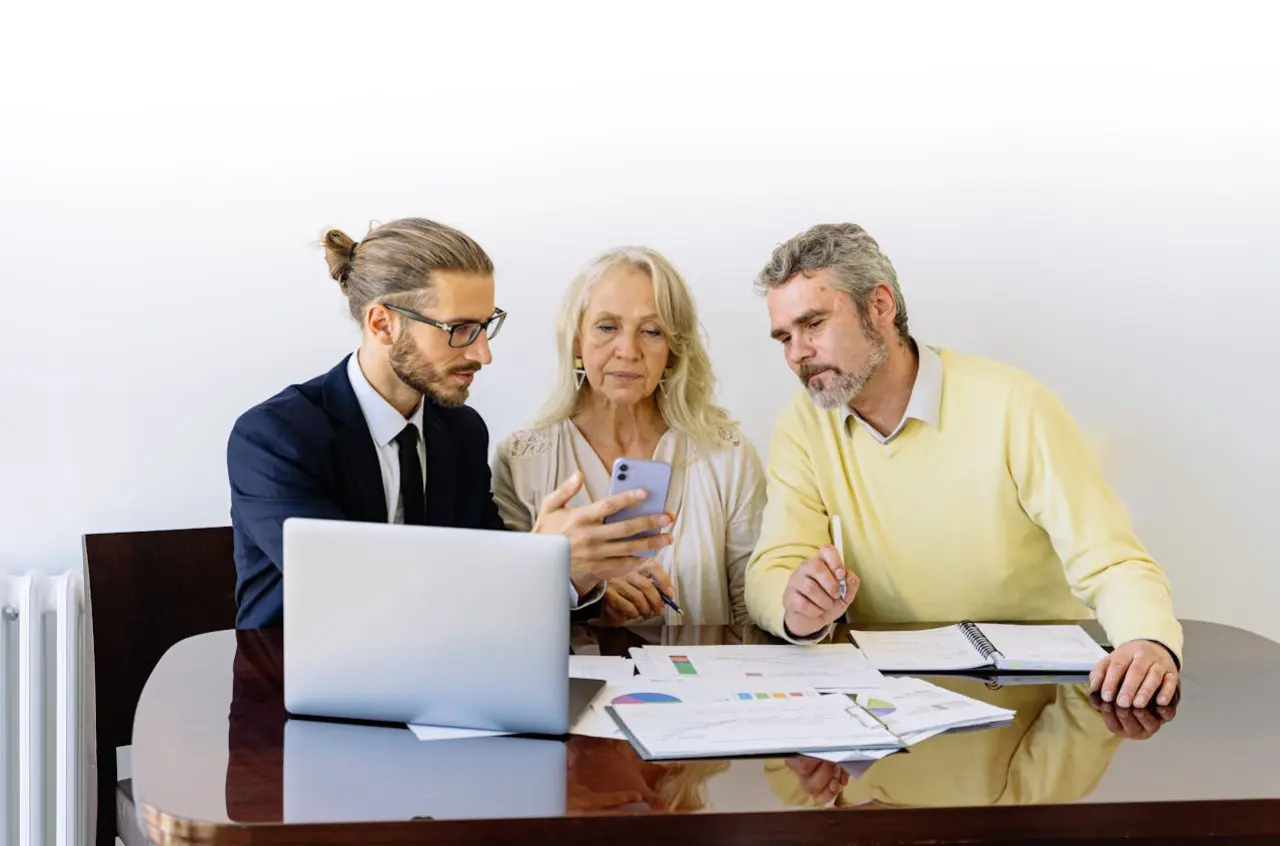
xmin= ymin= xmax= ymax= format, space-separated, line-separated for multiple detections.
xmin=670 ymin=655 xmax=697 ymax=676
xmin=736 ymin=691 xmax=811 ymax=700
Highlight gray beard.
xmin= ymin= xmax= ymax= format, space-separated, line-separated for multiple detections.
xmin=805 ymin=338 xmax=887 ymax=410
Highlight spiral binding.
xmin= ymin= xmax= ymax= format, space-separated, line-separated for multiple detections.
xmin=958 ymin=620 xmax=998 ymax=660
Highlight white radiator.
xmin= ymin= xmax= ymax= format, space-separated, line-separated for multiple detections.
xmin=1 ymin=572 xmax=86 ymax=846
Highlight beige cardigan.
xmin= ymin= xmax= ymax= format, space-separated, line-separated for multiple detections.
xmin=491 ymin=420 xmax=766 ymax=625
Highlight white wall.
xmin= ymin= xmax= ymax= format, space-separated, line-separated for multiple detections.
xmin=2 ymin=2 xmax=1277 ymax=640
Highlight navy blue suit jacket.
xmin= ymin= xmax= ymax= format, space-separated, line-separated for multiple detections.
xmin=227 ymin=355 xmax=511 ymax=628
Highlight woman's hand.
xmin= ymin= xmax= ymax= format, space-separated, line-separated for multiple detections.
xmin=532 ymin=472 xmax=673 ymax=594
xmin=601 ymin=564 xmax=677 ymax=625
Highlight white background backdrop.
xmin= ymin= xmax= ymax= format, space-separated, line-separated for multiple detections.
xmin=2 ymin=1 xmax=1277 ymax=640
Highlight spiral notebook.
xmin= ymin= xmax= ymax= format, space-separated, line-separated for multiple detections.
xmin=847 ymin=622 xmax=1108 ymax=673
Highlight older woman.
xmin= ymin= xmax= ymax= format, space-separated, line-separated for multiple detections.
xmin=492 ymin=247 xmax=764 ymax=626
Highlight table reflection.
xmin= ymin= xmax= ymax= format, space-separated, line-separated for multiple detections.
xmin=566 ymin=736 xmax=729 ymax=813
xmin=226 ymin=628 xmax=285 ymax=822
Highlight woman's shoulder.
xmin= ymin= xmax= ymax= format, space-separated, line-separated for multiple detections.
xmin=711 ymin=424 xmax=747 ymax=449
xmin=498 ymin=423 xmax=561 ymax=461
xmin=703 ymin=422 xmax=758 ymax=450
xmin=691 ymin=423 xmax=758 ymax=463
xmin=684 ymin=424 xmax=764 ymax=500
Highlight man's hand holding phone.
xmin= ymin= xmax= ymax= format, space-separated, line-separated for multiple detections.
xmin=532 ymin=472 xmax=673 ymax=594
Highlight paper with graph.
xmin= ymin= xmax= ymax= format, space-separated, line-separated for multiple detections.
xmin=605 ymin=694 xmax=904 ymax=760
xmin=628 ymin=644 xmax=883 ymax=689
xmin=802 ymin=678 xmax=1017 ymax=762
xmin=846 ymin=677 xmax=1016 ymax=736
xmin=570 ymin=679 xmax=823 ymax=740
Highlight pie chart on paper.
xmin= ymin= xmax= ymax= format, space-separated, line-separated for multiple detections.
xmin=865 ymin=697 xmax=896 ymax=717
xmin=611 ymin=692 xmax=682 ymax=705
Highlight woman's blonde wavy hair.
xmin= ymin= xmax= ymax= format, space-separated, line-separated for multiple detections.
xmin=530 ymin=246 xmax=734 ymax=447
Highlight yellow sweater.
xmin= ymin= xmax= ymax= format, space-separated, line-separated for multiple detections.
xmin=744 ymin=349 xmax=1183 ymax=662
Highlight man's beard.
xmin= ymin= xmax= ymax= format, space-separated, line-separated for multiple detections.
xmin=389 ymin=331 xmax=480 ymax=408
xmin=798 ymin=324 xmax=887 ymax=411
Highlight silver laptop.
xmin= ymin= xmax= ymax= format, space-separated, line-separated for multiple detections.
xmin=283 ymin=720 xmax=567 ymax=822
xmin=282 ymin=517 xmax=602 ymax=734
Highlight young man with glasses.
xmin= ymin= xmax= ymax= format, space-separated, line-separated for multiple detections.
xmin=227 ymin=218 xmax=671 ymax=628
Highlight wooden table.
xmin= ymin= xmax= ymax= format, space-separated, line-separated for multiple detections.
xmin=127 ymin=620 xmax=1280 ymax=845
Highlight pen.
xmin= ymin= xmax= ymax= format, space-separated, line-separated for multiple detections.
xmin=831 ymin=514 xmax=846 ymax=599
xmin=650 ymin=576 xmax=683 ymax=615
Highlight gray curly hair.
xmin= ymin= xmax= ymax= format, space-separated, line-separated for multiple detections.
xmin=755 ymin=223 xmax=909 ymax=341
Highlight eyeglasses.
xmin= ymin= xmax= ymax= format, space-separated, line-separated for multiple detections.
xmin=386 ymin=305 xmax=507 ymax=348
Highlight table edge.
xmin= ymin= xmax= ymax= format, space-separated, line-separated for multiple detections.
xmin=140 ymin=796 xmax=1280 ymax=845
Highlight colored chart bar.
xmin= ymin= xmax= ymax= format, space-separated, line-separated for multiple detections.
xmin=670 ymin=655 xmax=698 ymax=676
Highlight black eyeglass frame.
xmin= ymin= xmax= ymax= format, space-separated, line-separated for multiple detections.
xmin=385 ymin=304 xmax=507 ymax=348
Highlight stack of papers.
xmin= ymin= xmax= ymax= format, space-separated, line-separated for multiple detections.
xmin=628 ymin=644 xmax=884 ymax=690
xmin=804 ymin=677 xmax=1016 ymax=762
xmin=408 ymin=639 xmax=1020 ymax=760
xmin=606 ymin=694 xmax=903 ymax=760
xmin=849 ymin=677 xmax=1017 ymax=736
xmin=600 ymin=675 xmax=1016 ymax=762
xmin=599 ymin=673 xmax=1014 ymax=762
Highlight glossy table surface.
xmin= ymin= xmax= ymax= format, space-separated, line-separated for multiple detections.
xmin=130 ymin=620 xmax=1280 ymax=845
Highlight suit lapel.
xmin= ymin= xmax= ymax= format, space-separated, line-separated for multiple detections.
xmin=338 ymin=424 xmax=388 ymax=523
xmin=321 ymin=356 xmax=388 ymax=523
xmin=421 ymin=402 xmax=457 ymax=526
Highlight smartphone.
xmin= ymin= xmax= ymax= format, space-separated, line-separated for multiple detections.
xmin=602 ymin=457 xmax=672 ymax=557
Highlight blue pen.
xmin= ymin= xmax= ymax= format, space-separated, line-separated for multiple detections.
xmin=650 ymin=577 xmax=683 ymax=615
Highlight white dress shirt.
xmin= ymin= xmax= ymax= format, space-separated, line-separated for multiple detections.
xmin=842 ymin=339 xmax=944 ymax=444
xmin=346 ymin=351 xmax=426 ymax=524
xmin=346 ymin=352 xmax=601 ymax=609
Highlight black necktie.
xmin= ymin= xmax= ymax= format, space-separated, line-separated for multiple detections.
xmin=394 ymin=423 xmax=425 ymax=525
